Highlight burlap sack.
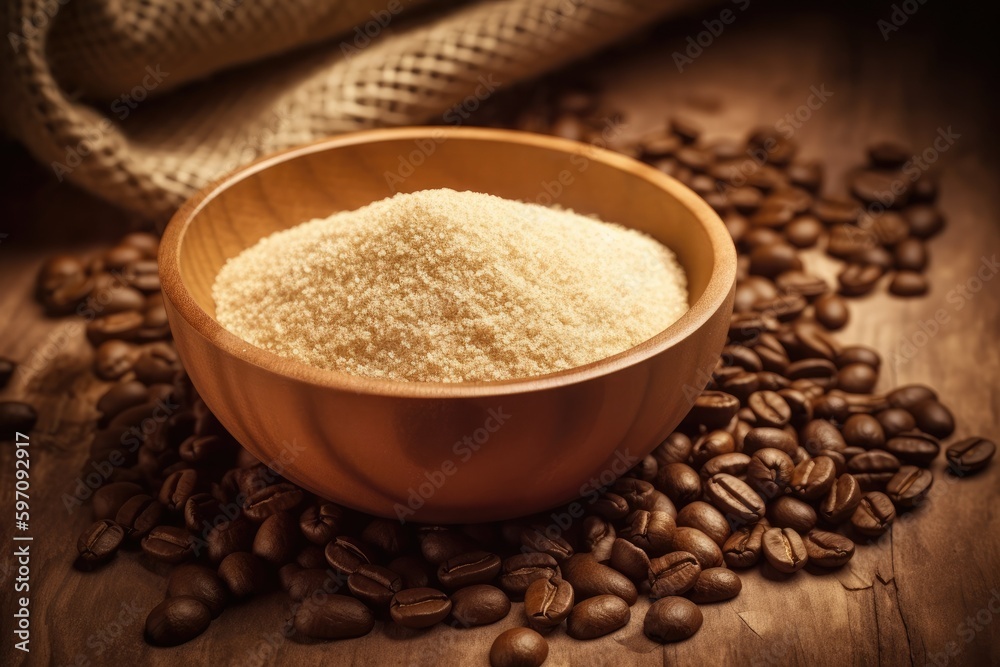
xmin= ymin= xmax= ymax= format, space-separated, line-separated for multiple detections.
xmin=2 ymin=0 xmax=703 ymax=221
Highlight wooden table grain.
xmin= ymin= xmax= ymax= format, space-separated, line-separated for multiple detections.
xmin=2 ymin=4 xmax=999 ymax=666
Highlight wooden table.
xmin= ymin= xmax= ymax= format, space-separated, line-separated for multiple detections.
xmin=2 ymin=4 xmax=998 ymax=666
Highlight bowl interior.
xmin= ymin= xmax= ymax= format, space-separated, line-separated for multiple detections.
xmin=175 ymin=127 xmax=727 ymax=385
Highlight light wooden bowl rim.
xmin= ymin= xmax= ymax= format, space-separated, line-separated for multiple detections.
xmin=160 ymin=126 xmax=736 ymax=399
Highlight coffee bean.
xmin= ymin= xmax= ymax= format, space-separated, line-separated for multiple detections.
xmin=167 ymin=564 xmax=228 ymax=617
xmin=749 ymin=243 xmax=803 ymax=278
xmin=743 ymin=427 xmax=797 ymax=457
xmin=676 ymin=502 xmax=731 ymax=547
xmin=219 ymin=551 xmax=270 ymax=599
xmin=885 ymin=432 xmax=940 ymax=467
xmin=866 ymin=141 xmax=910 ymax=169
xmin=344 ymin=563 xmax=402 ymax=608
xmin=803 ymin=529 xmax=855 ymax=568
xmin=842 ymin=414 xmax=885 ymax=450
xmin=499 ymin=553 xmax=559 ymax=600
xmin=115 ymin=495 xmax=163 ymax=540
xmin=142 ymin=525 xmax=194 ymax=563
xmin=490 ymin=627 xmax=548 ymax=667
xmin=800 ymin=420 xmax=847 ymax=455
xmin=581 ymin=516 xmax=616 ymax=562
xmin=133 ymin=344 xmax=182 ymax=385
xmin=904 ymin=204 xmax=945 ymax=238
xmin=747 ymin=448 xmax=794 ymax=498
xmin=91 ymin=482 xmax=143 ymax=521
xmin=619 ymin=509 xmax=673 ymax=556
xmin=851 ymin=170 xmax=908 ymax=207
xmin=644 ymin=596 xmax=703 ymax=643
xmin=887 ymin=384 xmax=937 ymax=411
xmin=243 ymin=483 xmax=304 ymax=522
xmin=450 ymin=584 xmax=511 ymax=628
xmin=159 ymin=468 xmax=198 ymax=512
xmin=851 ymin=492 xmax=896 ymax=537
xmin=889 ymin=271 xmax=929 ymax=297
xmin=886 ymin=466 xmax=934 ymax=509
xmin=653 ymin=432 xmax=693 ymax=466
xmin=838 ymin=263 xmax=883 ymax=297
xmin=648 ymin=551 xmax=701 ymax=598
xmin=669 ymin=527 xmax=724 ymax=569
xmin=812 ymin=293 xmax=848 ymax=330
xmin=608 ymin=538 xmax=651 ymax=582
xmin=686 ymin=567 xmax=742 ymax=603
xmin=655 ymin=463 xmax=702 ymax=507
xmin=86 ymin=311 xmax=144 ymax=346
xmin=877 ymin=408 xmax=917 ymax=437
xmin=519 ymin=526 xmax=573 ymax=561
xmin=688 ymin=391 xmax=741 ymax=429
xmin=390 ymin=587 xmax=452 ymax=628
xmin=786 ymin=358 xmax=838 ymax=384
xmin=252 ymin=511 xmax=300 ymax=565
xmin=562 ymin=554 xmax=637 ymax=605
xmin=848 ymin=450 xmax=901 ymax=478
xmin=766 ymin=496 xmax=817 ymax=534
xmin=325 ymin=535 xmax=378 ymax=576
xmin=946 ymin=437 xmax=996 ymax=476
xmin=144 ymin=596 xmax=211 ymax=646
xmin=748 ymin=391 xmax=791 ymax=428
xmin=299 ymin=503 xmax=344 ymax=545
xmin=524 ymin=576 xmax=573 ymax=630
xmin=206 ymin=518 xmax=256 ymax=564
xmin=293 ymin=594 xmax=375 ymax=639
xmin=893 ymin=238 xmax=928 ymax=271
xmin=566 ymin=594 xmax=630 ymax=640
xmin=722 ymin=520 xmax=769 ymax=569
xmin=95 ymin=381 xmax=148 ymax=426
xmin=76 ymin=519 xmax=125 ymax=567
xmin=836 ymin=363 xmax=878 ymax=394
xmin=296 ymin=546 xmax=327 ymax=570
xmin=0 ymin=401 xmax=38 ymax=434
xmin=785 ymin=216 xmax=824 ymax=248
xmin=282 ymin=568 xmax=332 ymax=601
xmin=438 ymin=551 xmax=502 ymax=589
xmin=869 ymin=211 xmax=910 ymax=246
xmin=910 ymin=399 xmax=955 ymax=439
xmin=762 ymin=527 xmax=808 ymax=573
xmin=700 ymin=452 xmax=751 ymax=480
xmin=704 ymin=474 xmax=765 ymax=525
xmin=790 ymin=456 xmax=836 ymax=500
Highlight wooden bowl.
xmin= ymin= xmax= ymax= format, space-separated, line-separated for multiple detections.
xmin=159 ymin=127 xmax=736 ymax=523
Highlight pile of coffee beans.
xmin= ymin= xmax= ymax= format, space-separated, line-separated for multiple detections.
xmin=9 ymin=89 xmax=994 ymax=666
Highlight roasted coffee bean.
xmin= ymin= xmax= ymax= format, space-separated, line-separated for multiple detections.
xmin=842 ymin=414 xmax=886 ymax=450
xmin=747 ymin=448 xmax=794 ymax=498
xmin=743 ymin=427 xmax=797 ymax=457
xmin=141 ymin=525 xmax=194 ymax=563
xmin=669 ymin=527 xmax=724 ymax=569
xmin=91 ymin=482 xmax=143 ymax=521
xmin=293 ymin=594 xmax=375 ymax=639
xmin=347 ymin=564 xmax=403 ymax=608
xmin=296 ymin=546 xmax=327 ymax=570
xmin=813 ymin=293 xmax=848 ymax=330
xmin=520 ymin=526 xmax=573 ymax=561
xmin=838 ymin=263 xmax=883 ymax=296
xmin=762 ymin=527 xmax=808 ymax=573
xmin=785 ymin=216 xmax=824 ymax=248
xmin=159 ymin=468 xmax=198 ymax=512
xmin=438 ymin=551 xmax=502 ymax=589
xmin=704 ymin=474 xmax=765 ymax=524
xmin=581 ymin=516 xmax=616 ymax=562
xmin=886 ymin=466 xmax=934 ymax=509
xmin=243 ymin=483 xmax=304 ymax=522
xmin=700 ymin=452 xmax=751 ymax=480
xmin=790 ymin=456 xmax=836 ymax=500
xmin=750 ymin=200 xmax=796 ymax=228
xmin=889 ymin=270 xmax=929 ymax=297
xmin=851 ymin=492 xmax=896 ymax=536
xmin=687 ymin=391 xmax=741 ymax=429
xmin=86 ymin=311 xmax=144 ymax=346
xmin=566 ymin=594 xmax=630 ymax=640
xmin=644 ymin=596 xmax=703 ymax=643
xmin=787 ymin=160 xmax=823 ymax=192
xmin=800 ymin=420 xmax=847 ymax=455
xmin=144 ymin=596 xmax=211 ymax=646
xmin=835 ymin=345 xmax=881 ymax=371
xmin=115 ymin=495 xmax=163 ymax=541
xmin=904 ymin=203 xmax=945 ymax=238
xmin=167 ymin=564 xmax=228 ymax=617
xmin=691 ymin=431 xmax=736 ymax=468
xmin=653 ymin=432 xmax=693 ymax=466
xmin=721 ymin=372 xmax=760 ymax=403
xmin=766 ymin=496 xmax=817 ymax=534
xmin=687 ymin=567 xmax=742 ymax=603
xmin=811 ymin=393 xmax=850 ymax=422
xmin=325 ymin=536 xmax=378 ymax=576
xmin=621 ymin=510 xmax=674 ymax=556
xmin=390 ymin=587 xmax=452 ymax=628
xmin=885 ymin=432 xmax=940 ymax=466
xmin=877 ymin=408 xmax=917 ymax=437
xmin=752 ymin=292 xmax=808 ymax=323
xmin=387 ymin=555 xmax=433 ymax=590
xmin=866 ymin=141 xmax=910 ymax=169
xmin=219 ymin=551 xmax=271 ymax=599
xmin=299 ymin=503 xmax=344 ymax=545
xmin=946 ymin=437 xmax=996 ymax=476
xmin=182 ymin=493 xmax=222 ymax=534
xmin=609 ymin=538 xmax=651 ymax=582
xmin=524 ymin=576 xmax=573 ymax=630
xmin=632 ymin=455 xmax=659 ymax=484
xmin=77 ymin=519 xmax=125 ymax=567
xmin=206 ymin=518 xmax=256 ymax=564
xmin=489 ymin=627 xmax=548 ymax=667
xmin=676 ymin=502 xmax=731 ymax=547
xmin=813 ymin=198 xmax=860 ymax=225
xmin=499 ymin=553 xmax=560 ymax=600
xmin=450 ymin=584 xmax=511 ymax=628
xmin=851 ymin=170 xmax=908 ymax=207
xmin=95 ymin=381 xmax=149 ymax=426
xmin=252 ymin=512 xmax=300 ymax=565
xmin=286 ymin=568 xmax=336 ymax=601
xmin=803 ymin=530 xmax=855 ymax=568
xmin=93 ymin=340 xmax=137 ymax=381
xmin=836 ymin=363 xmax=878 ymax=394
xmin=722 ymin=520 xmax=769 ymax=569
xmin=868 ymin=211 xmax=910 ymax=246
xmin=648 ymin=551 xmax=701 ymax=598
xmin=886 ymin=384 xmax=937 ymax=411
xmin=775 ymin=270 xmax=828 ymax=300
xmin=910 ymin=399 xmax=955 ymax=439
xmin=749 ymin=243 xmax=803 ymax=278
xmin=133 ymin=344 xmax=182 ymax=385
xmin=786 ymin=358 xmax=837 ymax=384
xmin=562 ymin=554 xmax=637 ymax=605
xmin=729 ymin=312 xmax=781 ymax=342
xmin=0 ymin=401 xmax=38 ymax=434
xmin=612 ymin=477 xmax=658 ymax=511
xmin=848 ymin=450 xmax=901 ymax=478
xmin=893 ymin=238 xmax=928 ymax=271
xmin=655 ymin=463 xmax=702 ymax=506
